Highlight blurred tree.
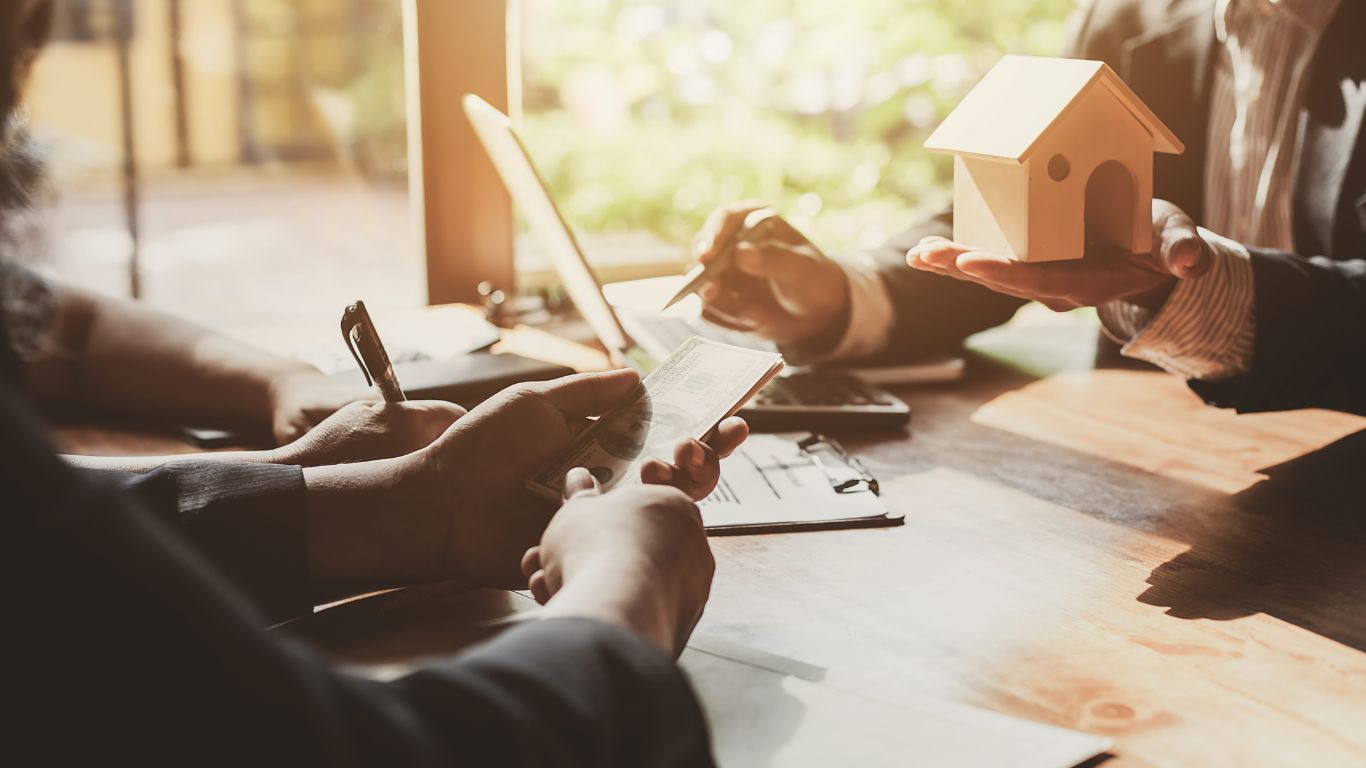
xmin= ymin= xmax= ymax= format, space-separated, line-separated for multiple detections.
xmin=521 ymin=0 xmax=1075 ymax=252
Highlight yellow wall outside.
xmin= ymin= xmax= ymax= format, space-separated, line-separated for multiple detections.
xmin=25 ymin=0 xmax=382 ymax=172
xmin=27 ymin=0 xmax=242 ymax=171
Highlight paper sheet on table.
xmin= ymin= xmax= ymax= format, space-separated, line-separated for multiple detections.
xmin=700 ymin=433 xmax=888 ymax=528
xmin=230 ymin=305 xmax=502 ymax=376
xmin=681 ymin=635 xmax=1112 ymax=768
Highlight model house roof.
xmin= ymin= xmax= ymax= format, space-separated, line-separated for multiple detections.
xmin=924 ymin=55 xmax=1184 ymax=163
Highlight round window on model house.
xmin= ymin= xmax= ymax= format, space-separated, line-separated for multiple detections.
xmin=1047 ymin=153 xmax=1071 ymax=181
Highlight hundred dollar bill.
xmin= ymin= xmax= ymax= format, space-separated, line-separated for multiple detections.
xmin=526 ymin=336 xmax=784 ymax=501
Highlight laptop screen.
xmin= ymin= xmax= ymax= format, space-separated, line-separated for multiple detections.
xmin=462 ymin=94 xmax=633 ymax=361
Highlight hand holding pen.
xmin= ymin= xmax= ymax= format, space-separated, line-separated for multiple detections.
xmin=680 ymin=203 xmax=850 ymax=347
xmin=663 ymin=207 xmax=782 ymax=310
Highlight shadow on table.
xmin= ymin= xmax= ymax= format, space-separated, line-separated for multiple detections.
xmin=279 ymin=582 xmax=539 ymax=669
xmin=1138 ymin=429 xmax=1366 ymax=652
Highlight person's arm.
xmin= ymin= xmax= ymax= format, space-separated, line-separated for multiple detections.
xmin=908 ymin=199 xmax=1366 ymax=415
xmin=24 ymin=283 xmax=365 ymax=443
xmin=691 ymin=4 xmax=1119 ymax=364
xmin=1095 ymin=227 xmax=1256 ymax=381
xmin=79 ymin=371 xmax=745 ymax=622
xmin=10 ymin=383 xmax=714 ymax=767
xmin=1188 ymin=247 xmax=1366 ymax=414
xmin=847 ymin=208 xmax=1028 ymax=361
xmin=64 ymin=399 xmax=467 ymax=473
xmin=835 ymin=0 xmax=1112 ymax=363
xmin=688 ymin=203 xmax=1026 ymax=366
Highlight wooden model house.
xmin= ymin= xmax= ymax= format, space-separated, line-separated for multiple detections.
xmin=924 ymin=55 xmax=1183 ymax=262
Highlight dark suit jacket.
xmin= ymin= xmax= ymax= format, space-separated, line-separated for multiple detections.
xmin=1 ymin=323 xmax=714 ymax=766
xmin=863 ymin=0 xmax=1366 ymax=415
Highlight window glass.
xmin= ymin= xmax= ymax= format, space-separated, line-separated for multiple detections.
xmin=23 ymin=0 xmax=417 ymax=327
xmin=518 ymin=0 xmax=1074 ymax=285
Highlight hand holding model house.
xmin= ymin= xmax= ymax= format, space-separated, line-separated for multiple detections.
xmin=908 ymin=55 xmax=1209 ymax=311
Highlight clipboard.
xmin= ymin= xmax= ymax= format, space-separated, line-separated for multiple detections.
xmin=701 ymin=432 xmax=903 ymax=535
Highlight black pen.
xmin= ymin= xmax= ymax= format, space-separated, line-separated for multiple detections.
xmin=662 ymin=207 xmax=781 ymax=311
xmin=341 ymin=299 xmax=407 ymax=403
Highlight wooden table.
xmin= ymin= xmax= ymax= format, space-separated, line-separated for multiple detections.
xmin=54 ymin=308 xmax=1366 ymax=767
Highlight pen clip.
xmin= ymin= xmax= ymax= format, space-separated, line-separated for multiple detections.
xmin=340 ymin=301 xmax=374 ymax=387
xmin=800 ymin=433 xmax=880 ymax=496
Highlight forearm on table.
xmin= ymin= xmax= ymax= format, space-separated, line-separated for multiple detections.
xmin=540 ymin=563 xmax=680 ymax=658
xmin=25 ymin=286 xmax=317 ymax=425
xmin=302 ymin=455 xmax=447 ymax=603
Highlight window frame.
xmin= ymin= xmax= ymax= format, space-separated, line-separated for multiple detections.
xmin=403 ymin=0 xmax=517 ymax=305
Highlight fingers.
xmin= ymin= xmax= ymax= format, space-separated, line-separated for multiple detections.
xmin=563 ymin=466 xmax=602 ymax=500
xmin=521 ymin=546 xmax=554 ymax=601
xmin=527 ymin=570 xmax=551 ymax=604
xmin=699 ymin=269 xmax=767 ymax=318
xmin=675 ymin=439 xmax=708 ymax=471
xmin=955 ymin=251 xmax=1143 ymax=309
xmin=1154 ymin=202 xmax=1211 ymax=278
xmin=908 ymin=239 xmax=1050 ymax=298
xmin=955 ymin=252 xmax=1069 ymax=296
xmin=694 ymin=201 xmax=770 ymax=263
xmin=520 ymin=546 xmax=541 ymax=580
xmin=710 ymin=417 xmax=748 ymax=458
xmin=535 ymin=369 xmax=641 ymax=417
xmin=699 ymin=274 xmax=796 ymax=334
xmin=907 ymin=237 xmax=982 ymax=275
xmin=908 ymin=237 xmax=1154 ymax=310
xmin=640 ymin=458 xmax=675 ymax=487
xmin=677 ymin=439 xmax=722 ymax=501
xmin=700 ymin=303 xmax=757 ymax=331
xmin=732 ymin=240 xmax=822 ymax=282
xmin=522 ymin=546 xmax=553 ymax=604
xmin=407 ymin=399 xmax=468 ymax=439
xmin=639 ymin=436 xmax=727 ymax=501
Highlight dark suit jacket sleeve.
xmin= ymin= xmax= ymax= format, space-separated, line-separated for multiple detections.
xmin=856 ymin=208 xmax=1028 ymax=361
xmin=1189 ymin=249 xmax=1366 ymax=415
xmin=9 ymin=381 xmax=713 ymax=767
xmin=75 ymin=461 xmax=313 ymax=624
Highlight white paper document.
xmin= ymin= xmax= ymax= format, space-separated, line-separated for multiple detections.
xmin=681 ymin=635 xmax=1112 ymax=768
xmin=699 ymin=433 xmax=892 ymax=529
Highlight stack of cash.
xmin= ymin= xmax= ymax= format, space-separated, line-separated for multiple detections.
xmin=527 ymin=336 xmax=784 ymax=501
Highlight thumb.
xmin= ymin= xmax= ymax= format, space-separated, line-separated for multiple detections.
xmin=537 ymin=369 xmax=641 ymax=418
xmin=1157 ymin=208 xmax=1211 ymax=279
xmin=562 ymin=467 xmax=602 ymax=500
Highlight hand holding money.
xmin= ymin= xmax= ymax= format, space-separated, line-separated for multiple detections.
xmin=522 ymin=481 xmax=716 ymax=657
xmin=527 ymin=337 xmax=783 ymax=500
xmin=638 ymin=415 xmax=748 ymax=500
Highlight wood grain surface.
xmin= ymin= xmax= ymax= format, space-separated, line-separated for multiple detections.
xmin=54 ymin=310 xmax=1366 ymax=766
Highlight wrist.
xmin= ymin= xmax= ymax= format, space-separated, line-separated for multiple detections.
xmin=407 ymin=443 xmax=457 ymax=580
xmin=1126 ymin=276 xmax=1178 ymax=313
xmin=542 ymin=563 xmax=679 ymax=657
xmin=780 ymin=269 xmax=852 ymax=364
xmin=302 ymin=451 xmax=448 ymax=600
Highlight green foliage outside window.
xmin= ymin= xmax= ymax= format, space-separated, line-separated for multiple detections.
xmin=521 ymin=0 xmax=1076 ymax=253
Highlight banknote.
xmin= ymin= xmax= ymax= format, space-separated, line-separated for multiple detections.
xmin=526 ymin=336 xmax=784 ymax=501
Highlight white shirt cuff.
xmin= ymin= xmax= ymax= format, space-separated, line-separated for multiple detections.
xmin=1097 ymin=227 xmax=1256 ymax=381
xmin=828 ymin=253 xmax=895 ymax=361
